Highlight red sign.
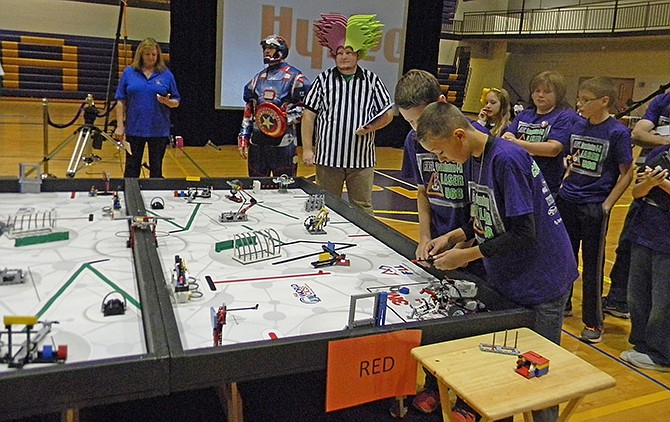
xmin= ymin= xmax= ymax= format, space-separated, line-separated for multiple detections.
xmin=326 ymin=330 xmax=422 ymax=412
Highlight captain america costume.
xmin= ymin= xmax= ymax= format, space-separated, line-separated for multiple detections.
xmin=238 ymin=37 xmax=310 ymax=177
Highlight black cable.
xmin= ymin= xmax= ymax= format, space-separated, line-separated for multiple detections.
xmin=615 ymin=81 xmax=670 ymax=119
xmin=46 ymin=102 xmax=85 ymax=129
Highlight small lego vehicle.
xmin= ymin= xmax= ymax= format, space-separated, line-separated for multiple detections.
xmin=0 ymin=316 xmax=67 ymax=369
xmin=515 ymin=351 xmax=550 ymax=379
xmin=310 ymin=241 xmax=350 ymax=268
xmin=304 ymin=207 xmax=329 ymax=234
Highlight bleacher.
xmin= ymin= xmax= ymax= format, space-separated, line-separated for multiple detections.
xmin=437 ymin=46 xmax=470 ymax=108
xmin=436 ymin=1 xmax=469 ymax=108
xmin=0 ymin=29 xmax=169 ymax=101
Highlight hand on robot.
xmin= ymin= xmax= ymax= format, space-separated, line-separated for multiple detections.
xmin=424 ymin=230 xmax=464 ymax=257
xmin=431 ymin=248 xmax=472 ymax=271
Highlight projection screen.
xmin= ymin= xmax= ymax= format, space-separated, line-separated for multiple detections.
xmin=215 ymin=0 xmax=409 ymax=109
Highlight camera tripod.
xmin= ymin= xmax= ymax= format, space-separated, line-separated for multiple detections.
xmin=42 ymin=94 xmax=122 ymax=178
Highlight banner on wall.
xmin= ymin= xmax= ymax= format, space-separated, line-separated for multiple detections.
xmin=215 ymin=0 xmax=409 ymax=109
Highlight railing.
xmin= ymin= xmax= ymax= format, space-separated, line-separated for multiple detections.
xmin=443 ymin=0 xmax=670 ymax=36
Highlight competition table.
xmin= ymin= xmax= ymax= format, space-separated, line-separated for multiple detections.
xmin=411 ymin=328 xmax=617 ymax=422
xmin=0 ymin=177 xmax=535 ymax=419
xmin=0 ymin=178 xmax=170 ymax=420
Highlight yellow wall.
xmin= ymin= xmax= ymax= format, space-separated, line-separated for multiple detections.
xmin=0 ymin=0 xmax=170 ymax=42
xmin=504 ymin=40 xmax=670 ymax=115
xmin=461 ymin=40 xmax=508 ymax=114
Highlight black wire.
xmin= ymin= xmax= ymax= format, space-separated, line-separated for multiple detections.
xmin=46 ymin=102 xmax=85 ymax=129
xmin=615 ymin=81 xmax=670 ymax=119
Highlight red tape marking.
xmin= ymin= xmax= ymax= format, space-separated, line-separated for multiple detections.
xmin=213 ymin=270 xmax=331 ymax=284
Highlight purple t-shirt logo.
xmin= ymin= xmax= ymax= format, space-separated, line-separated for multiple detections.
xmin=569 ymin=135 xmax=610 ymax=177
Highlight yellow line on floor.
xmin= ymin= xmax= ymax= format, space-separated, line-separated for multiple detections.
xmin=374 ymin=210 xmax=419 ymax=215
xmin=385 ymin=186 xmax=418 ymax=199
xmin=570 ymin=390 xmax=670 ymax=421
xmin=166 ymin=149 xmax=191 ymax=178
xmin=375 ymin=216 xmax=419 ymax=225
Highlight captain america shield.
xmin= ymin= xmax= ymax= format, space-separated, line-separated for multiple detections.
xmin=254 ymin=102 xmax=287 ymax=138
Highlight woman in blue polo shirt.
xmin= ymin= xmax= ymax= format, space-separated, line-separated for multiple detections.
xmin=115 ymin=37 xmax=180 ymax=178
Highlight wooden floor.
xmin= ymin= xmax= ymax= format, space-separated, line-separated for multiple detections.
xmin=2 ymin=98 xmax=670 ymax=420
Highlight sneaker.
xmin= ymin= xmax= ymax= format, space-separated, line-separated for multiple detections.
xmin=451 ymin=406 xmax=477 ymax=422
xmin=603 ymin=296 xmax=630 ymax=319
xmin=580 ymin=326 xmax=603 ymax=343
xmin=411 ymin=390 xmax=440 ymax=414
xmin=621 ymin=349 xmax=670 ymax=372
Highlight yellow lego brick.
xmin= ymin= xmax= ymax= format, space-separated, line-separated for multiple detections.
xmin=3 ymin=315 xmax=38 ymax=326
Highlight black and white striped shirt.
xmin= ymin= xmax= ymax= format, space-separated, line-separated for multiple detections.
xmin=303 ymin=66 xmax=392 ymax=168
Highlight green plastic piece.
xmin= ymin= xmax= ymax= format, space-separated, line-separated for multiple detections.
xmin=15 ymin=231 xmax=70 ymax=247
xmin=215 ymin=235 xmax=257 ymax=252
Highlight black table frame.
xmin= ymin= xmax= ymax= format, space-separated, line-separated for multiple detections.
xmin=0 ymin=177 xmax=535 ymax=419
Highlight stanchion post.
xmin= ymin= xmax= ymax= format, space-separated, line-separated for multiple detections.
xmin=42 ymin=98 xmax=49 ymax=176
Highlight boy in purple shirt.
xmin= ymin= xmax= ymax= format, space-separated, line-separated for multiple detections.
xmin=557 ymin=77 xmax=633 ymax=343
xmin=502 ymin=71 xmax=577 ymax=194
xmin=620 ymin=144 xmax=670 ymax=371
xmin=417 ymin=101 xmax=578 ymax=422
xmin=394 ymin=69 xmax=485 ymax=415
xmin=604 ymin=92 xmax=670 ymax=318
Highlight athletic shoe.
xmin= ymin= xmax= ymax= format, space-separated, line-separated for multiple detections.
xmin=621 ymin=349 xmax=670 ymax=372
xmin=451 ymin=406 xmax=477 ymax=422
xmin=411 ymin=390 xmax=440 ymax=414
xmin=602 ymin=296 xmax=630 ymax=319
xmin=580 ymin=326 xmax=603 ymax=343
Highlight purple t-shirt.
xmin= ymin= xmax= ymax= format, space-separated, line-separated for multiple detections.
xmin=642 ymin=93 xmax=670 ymax=127
xmin=403 ymin=130 xmax=470 ymax=236
xmin=507 ymin=108 xmax=578 ymax=193
xmin=559 ymin=116 xmax=633 ymax=203
xmin=628 ymin=145 xmax=670 ymax=254
xmin=467 ymin=137 xmax=578 ymax=306
xmin=638 ymin=93 xmax=670 ymax=163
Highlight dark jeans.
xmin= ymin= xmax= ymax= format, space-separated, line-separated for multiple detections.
xmin=628 ymin=243 xmax=670 ymax=366
xmin=606 ymin=201 xmax=641 ymax=306
xmin=556 ymin=197 xmax=608 ymax=329
xmin=124 ymin=136 xmax=169 ymax=178
xmin=248 ymin=143 xmax=297 ymax=177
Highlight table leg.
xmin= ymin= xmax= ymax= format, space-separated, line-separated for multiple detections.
xmin=437 ymin=382 xmax=454 ymax=422
xmin=557 ymin=396 xmax=584 ymax=422
xmin=61 ymin=408 xmax=79 ymax=422
xmin=216 ymin=382 xmax=244 ymax=422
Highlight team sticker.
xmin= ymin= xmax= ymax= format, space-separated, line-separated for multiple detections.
xmin=291 ymin=283 xmax=321 ymax=304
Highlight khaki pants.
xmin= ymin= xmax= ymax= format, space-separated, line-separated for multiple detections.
xmin=315 ymin=165 xmax=374 ymax=215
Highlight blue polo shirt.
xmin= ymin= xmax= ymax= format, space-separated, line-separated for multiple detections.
xmin=115 ymin=66 xmax=180 ymax=137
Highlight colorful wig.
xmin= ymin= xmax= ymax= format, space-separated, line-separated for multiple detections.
xmin=314 ymin=13 xmax=384 ymax=59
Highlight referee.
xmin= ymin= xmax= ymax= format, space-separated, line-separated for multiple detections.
xmin=301 ymin=15 xmax=394 ymax=215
